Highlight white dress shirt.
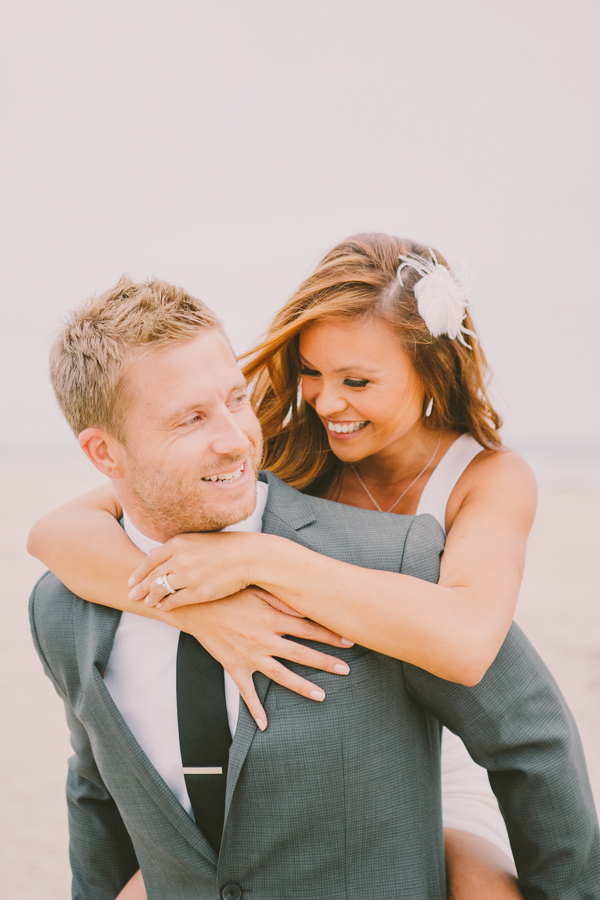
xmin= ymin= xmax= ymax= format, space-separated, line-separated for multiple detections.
xmin=103 ymin=482 xmax=268 ymax=815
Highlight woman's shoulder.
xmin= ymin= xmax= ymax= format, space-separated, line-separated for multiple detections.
xmin=446 ymin=443 xmax=537 ymax=531
xmin=466 ymin=444 xmax=536 ymax=485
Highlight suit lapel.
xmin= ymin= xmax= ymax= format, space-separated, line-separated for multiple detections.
xmin=224 ymin=672 xmax=270 ymax=823
xmin=259 ymin=470 xmax=317 ymax=537
xmin=74 ymin=599 xmax=219 ymax=864
xmin=222 ymin=473 xmax=317 ymax=813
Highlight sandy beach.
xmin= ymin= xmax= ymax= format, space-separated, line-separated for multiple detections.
xmin=2 ymin=464 xmax=599 ymax=898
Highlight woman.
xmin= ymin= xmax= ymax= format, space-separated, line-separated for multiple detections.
xmin=29 ymin=234 xmax=535 ymax=898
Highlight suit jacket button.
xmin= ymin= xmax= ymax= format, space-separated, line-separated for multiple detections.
xmin=221 ymin=884 xmax=243 ymax=900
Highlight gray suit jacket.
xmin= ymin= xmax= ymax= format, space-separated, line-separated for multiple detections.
xmin=29 ymin=471 xmax=600 ymax=899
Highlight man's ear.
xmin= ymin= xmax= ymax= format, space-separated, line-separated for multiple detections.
xmin=79 ymin=427 xmax=127 ymax=479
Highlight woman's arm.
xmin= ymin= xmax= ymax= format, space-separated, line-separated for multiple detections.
xmin=27 ymin=485 xmax=354 ymax=728
xmin=28 ymin=484 xmax=144 ymax=606
xmin=444 ymin=830 xmax=523 ymax=900
xmin=131 ymin=451 xmax=537 ymax=686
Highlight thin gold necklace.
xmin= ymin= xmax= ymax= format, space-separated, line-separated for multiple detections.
xmin=351 ymin=434 xmax=442 ymax=514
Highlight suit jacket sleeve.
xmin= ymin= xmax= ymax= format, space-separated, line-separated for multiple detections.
xmin=30 ymin=574 xmax=139 ymax=900
xmin=402 ymin=619 xmax=600 ymax=897
xmin=399 ymin=515 xmax=600 ymax=896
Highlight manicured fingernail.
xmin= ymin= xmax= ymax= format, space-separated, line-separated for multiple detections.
xmin=310 ymin=689 xmax=326 ymax=701
xmin=128 ymin=589 xmax=138 ymax=600
xmin=127 ymin=576 xmax=135 ymax=587
xmin=144 ymin=597 xmax=153 ymax=607
xmin=341 ymin=638 xmax=354 ymax=647
xmin=334 ymin=663 xmax=350 ymax=675
xmin=156 ymin=602 xmax=163 ymax=610
xmin=256 ymin=719 xmax=266 ymax=732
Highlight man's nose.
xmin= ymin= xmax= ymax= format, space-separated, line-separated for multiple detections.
xmin=210 ymin=411 xmax=252 ymax=457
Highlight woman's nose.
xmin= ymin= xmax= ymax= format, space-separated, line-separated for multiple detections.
xmin=313 ymin=384 xmax=346 ymax=417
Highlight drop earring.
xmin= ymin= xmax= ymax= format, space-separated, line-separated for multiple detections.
xmin=425 ymin=397 xmax=434 ymax=417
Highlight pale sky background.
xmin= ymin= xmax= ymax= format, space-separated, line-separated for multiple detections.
xmin=1 ymin=0 xmax=599 ymax=478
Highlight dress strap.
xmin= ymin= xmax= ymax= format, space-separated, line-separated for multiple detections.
xmin=416 ymin=434 xmax=484 ymax=534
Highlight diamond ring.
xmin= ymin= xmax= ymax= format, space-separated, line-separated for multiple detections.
xmin=156 ymin=574 xmax=177 ymax=595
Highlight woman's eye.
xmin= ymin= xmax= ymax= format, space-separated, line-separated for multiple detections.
xmin=300 ymin=367 xmax=320 ymax=378
xmin=230 ymin=394 xmax=247 ymax=407
xmin=344 ymin=378 xmax=369 ymax=388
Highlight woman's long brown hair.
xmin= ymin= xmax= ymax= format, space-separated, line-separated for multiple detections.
xmin=242 ymin=233 xmax=502 ymax=494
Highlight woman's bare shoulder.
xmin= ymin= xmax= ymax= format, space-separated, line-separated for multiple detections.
xmin=469 ymin=445 xmax=536 ymax=483
xmin=446 ymin=445 xmax=537 ymax=531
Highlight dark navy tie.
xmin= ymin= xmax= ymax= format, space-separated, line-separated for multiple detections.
xmin=176 ymin=632 xmax=232 ymax=852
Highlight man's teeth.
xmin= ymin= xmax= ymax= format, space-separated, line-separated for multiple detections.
xmin=202 ymin=465 xmax=244 ymax=483
xmin=328 ymin=421 xmax=367 ymax=434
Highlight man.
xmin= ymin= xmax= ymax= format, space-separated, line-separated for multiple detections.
xmin=30 ymin=277 xmax=600 ymax=899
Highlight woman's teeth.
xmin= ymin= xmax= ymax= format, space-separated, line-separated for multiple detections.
xmin=327 ymin=421 xmax=367 ymax=434
xmin=202 ymin=465 xmax=244 ymax=483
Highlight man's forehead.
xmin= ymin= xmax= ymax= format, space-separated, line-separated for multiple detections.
xmin=123 ymin=331 xmax=244 ymax=415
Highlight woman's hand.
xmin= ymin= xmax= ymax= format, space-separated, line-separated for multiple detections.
xmin=172 ymin=587 xmax=354 ymax=730
xmin=128 ymin=531 xmax=269 ymax=610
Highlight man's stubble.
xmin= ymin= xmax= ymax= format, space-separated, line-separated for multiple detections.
xmin=126 ymin=441 xmax=263 ymax=538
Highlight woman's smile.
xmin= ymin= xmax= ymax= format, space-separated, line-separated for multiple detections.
xmin=326 ymin=419 xmax=369 ymax=437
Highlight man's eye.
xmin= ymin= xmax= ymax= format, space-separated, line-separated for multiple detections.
xmin=344 ymin=378 xmax=369 ymax=388
xmin=300 ymin=367 xmax=320 ymax=377
xmin=185 ymin=415 xmax=201 ymax=426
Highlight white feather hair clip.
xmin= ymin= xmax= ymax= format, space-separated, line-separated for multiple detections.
xmin=397 ymin=250 xmax=476 ymax=348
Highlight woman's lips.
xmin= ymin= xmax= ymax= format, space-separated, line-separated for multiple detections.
xmin=325 ymin=420 xmax=369 ymax=440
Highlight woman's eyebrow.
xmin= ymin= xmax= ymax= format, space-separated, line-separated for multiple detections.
xmin=299 ymin=354 xmax=380 ymax=376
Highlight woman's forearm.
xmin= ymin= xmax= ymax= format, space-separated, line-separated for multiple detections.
xmin=129 ymin=528 xmax=517 ymax=684
xmin=27 ymin=487 xmax=147 ymax=611
xmin=252 ymin=535 xmax=514 ymax=686
xmin=130 ymin=448 xmax=534 ymax=686
xmin=26 ymin=493 xmax=355 ymax=727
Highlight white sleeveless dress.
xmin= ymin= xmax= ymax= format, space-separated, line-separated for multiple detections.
xmin=416 ymin=433 xmax=513 ymax=858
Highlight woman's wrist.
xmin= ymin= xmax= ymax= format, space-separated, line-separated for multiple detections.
xmin=168 ymin=603 xmax=205 ymax=636
xmin=248 ymin=533 xmax=306 ymax=601
xmin=240 ymin=531 xmax=280 ymax=589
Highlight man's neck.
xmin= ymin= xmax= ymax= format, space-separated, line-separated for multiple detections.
xmin=113 ymin=483 xmax=183 ymax=543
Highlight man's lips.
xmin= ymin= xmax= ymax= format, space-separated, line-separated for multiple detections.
xmin=201 ymin=462 xmax=247 ymax=484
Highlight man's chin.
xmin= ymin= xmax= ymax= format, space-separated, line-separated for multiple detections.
xmin=193 ymin=478 xmax=258 ymax=531
xmin=126 ymin=457 xmax=260 ymax=537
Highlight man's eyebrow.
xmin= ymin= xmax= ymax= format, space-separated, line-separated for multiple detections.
xmin=163 ymin=402 xmax=207 ymax=425
xmin=163 ymin=382 xmax=248 ymax=426
xmin=299 ymin=354 xmax=381 ymax=376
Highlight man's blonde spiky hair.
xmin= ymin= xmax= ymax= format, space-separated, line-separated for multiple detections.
xmin=50 ymin=276 xmax=224 ymax=442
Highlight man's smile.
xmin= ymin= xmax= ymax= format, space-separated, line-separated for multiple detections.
xmin=201 ymin=461 xmax=248 ymax=485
